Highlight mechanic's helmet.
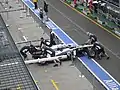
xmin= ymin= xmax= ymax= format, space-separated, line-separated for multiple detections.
xmin=40 ymin=7 xmax=43 ymax=11
xmin=86 ymin=32 xmax=92 ymax=36
xmin=94 ymin=41 xmax=100 ymax=45
xmin=40 ymin=37 xmax=44 ymax=41
xmin=40 ymin=7 xmax=42 ymax=10
xmin=86 ymin=32 xmax=90 ymax=36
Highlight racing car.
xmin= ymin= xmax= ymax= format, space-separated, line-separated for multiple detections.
xmin=20 ymin=41 xmax=94 ymax=65
xmin=20 ymin=31 xmax=109 ymax=66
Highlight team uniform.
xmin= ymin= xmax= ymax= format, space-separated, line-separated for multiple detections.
xmin=40 ymin=37 xmax=50 ymax=48
xmin=93 ymin=42 xmax=109 ymax=60
xmin=43 ymin=46 xmax=62 ymax=67
xmin=86 ymin=32 xmax=97 ymax=44
xmin=20 ymin=46 xmax=30 ymax=59
xmin=89 ymin=34 xmax=97 ymax=44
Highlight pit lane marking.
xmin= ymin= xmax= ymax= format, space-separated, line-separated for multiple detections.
xmin=51 ymin=79 xmax=59 ymax=90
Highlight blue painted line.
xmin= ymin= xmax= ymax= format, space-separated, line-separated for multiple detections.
xmin=24 ymin=0 xmax=34 ymax=9
xmin=46 ymin=21 xmax=58 ymax=29
xmin=34 ymin=10 xmax=40 ymax=15
xmin=80 ymin=56 xmax=120 ymax=90
xmin=22 ymin=0 xmax=120 ymax=90
xmin=81 ymin=56 xmax=109 ymax=79
xmin=52 ymin=29 xmax=75 ymax=44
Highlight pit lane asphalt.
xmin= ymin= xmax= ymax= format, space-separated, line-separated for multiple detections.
xmin=40 ymin=0 xmax=120 ymax=83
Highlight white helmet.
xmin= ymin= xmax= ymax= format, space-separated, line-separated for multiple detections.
xmin=40 ymin=7 xmax=43 ymax=11
xmin=86 ymin=32 xmax=92 ymax=36
xmin=95 ymin=41 xmax=100 ymax=44
xmin=40 ymin=7 xmax=42 ymax=10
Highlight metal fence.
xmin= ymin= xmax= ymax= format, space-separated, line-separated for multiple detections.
xmin=0 ymin=14 xmax=39 ymax=90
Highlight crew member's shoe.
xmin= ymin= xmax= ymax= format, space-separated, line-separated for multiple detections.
xmin=53 ymin=64 xmax=58 ymax=67
xmin=60 ymin=61 xmax=62 ymax=65
xmin=106 ymin=56 xmax=110 ymax=60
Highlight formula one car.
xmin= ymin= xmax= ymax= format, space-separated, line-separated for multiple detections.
xmin=19 ymin=31 xmax=109 ymax=66
xmin=20 ymin=41 xmax=94 ymax=65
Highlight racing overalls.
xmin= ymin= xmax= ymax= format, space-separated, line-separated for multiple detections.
xmin=89 ymin=34 xmax=97 ymax=44
xmin=20 ymin=46 xmax=30 ymax=59
xmin=40 ymin=39 xmax=50 ymax=48
xmin=93 ymin=42 xmax=105 ymax=59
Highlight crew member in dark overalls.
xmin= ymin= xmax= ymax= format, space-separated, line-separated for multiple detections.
xmin=92 ymin=41 xmax=109 ymax=60
xmin=49 ymin=31 xmax=56 ymax=47
xmin=39 ymin=8 xmax=44 ymax=23
xmin=40 ymin=37 xmax=50 ymax=48
xmin=44 ymin=0 xmax=48 ymax=20
xmin=29 ymin=44 xmax=43 ymax=59
xmin=43 ymin=46 xmax=62 ymax=67
xmin=29 ymin=44 xmax=38 ymax=55
xmin=20 ymin=46 xmax=30 ymax=60
xmin=33 ymin=0 xmax=38 ymax=9
xmin=86 ymin=32 xmax=97 ymax=44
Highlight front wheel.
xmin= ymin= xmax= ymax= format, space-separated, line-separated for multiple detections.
xmin=89 ymin=48 xmax=96 ymax=58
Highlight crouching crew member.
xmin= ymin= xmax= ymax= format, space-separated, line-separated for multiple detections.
xmin=29 ymin=44 xmax=42 ymax=59
xmin=29 ymin=44 xmax=38 ymax=55
xmin=20 ymin=46 xmax=30 ymax=60
xmin=93 ymin=42 xmax=109 ymax=60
